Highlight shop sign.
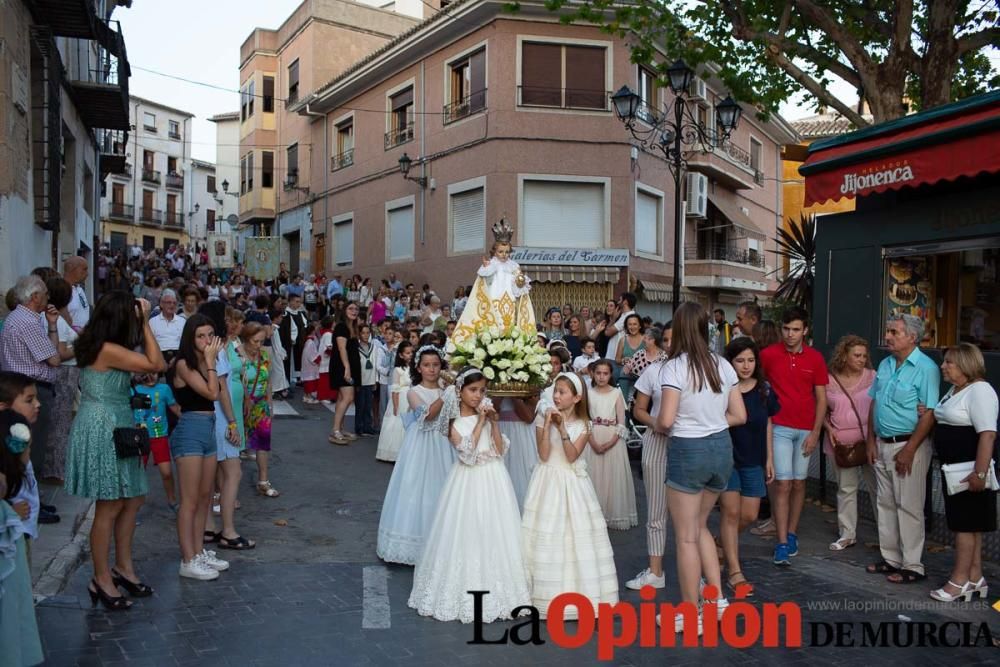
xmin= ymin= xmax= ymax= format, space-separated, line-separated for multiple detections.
xmin=512 ymin=247 xmax=630 ymax=267
xmin=839 ymin=161 xmax=915 ymax=196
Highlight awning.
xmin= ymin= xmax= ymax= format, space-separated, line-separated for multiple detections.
xmin=638 ymin=280 xmax=699 ymax=304
xmin=530 ymin=266 xmax=620 ymax=284
xmin=800 ymin=90 xmax=1000 ymax=206
xmin=707 ymin=192 xmax=766 ymax=238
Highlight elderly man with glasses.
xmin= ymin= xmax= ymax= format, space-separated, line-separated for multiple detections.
xmin=865 ymin=314 xmax=940 ymax=584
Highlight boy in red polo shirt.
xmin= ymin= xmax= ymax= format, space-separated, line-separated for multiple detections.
xmin=760 ymin=307 xmax=828 ymax=566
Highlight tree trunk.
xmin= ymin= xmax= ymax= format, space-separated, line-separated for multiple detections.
xmin=921 ymin=0 xmax=961 ymax=110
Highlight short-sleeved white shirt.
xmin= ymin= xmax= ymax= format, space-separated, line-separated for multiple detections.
xmin=933 ymin=381 xmax=999 ymax=433
xmin=634 ymin=360 xmax=667 ymax=418
xmin=658 ymin=353 xmax=739 ymax=438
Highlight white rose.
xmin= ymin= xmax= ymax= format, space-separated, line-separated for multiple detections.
xmin=474 ymin=348 xmax=487 ymax=360
xmin=470 ymin=358 xmax=484 ymax=369
xmin=499 ymin=371 xmax=509 ymax=384
xmin=450 ymin=355 xmax=467 ymax=367
xmin=542 ymin=363 xmax=553 ymax=375
xmin=481 ymin=332 xmax=492 ymax=344
xmin=482 ymin=367 xmax=496 ymax=380
xmin=490 ymin=325 xmax=501 ymax=338
xmin=487 ymin=343 xmax=499 ymax=356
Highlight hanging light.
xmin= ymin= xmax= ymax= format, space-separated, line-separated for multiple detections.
xmin=666 ymin=59 xmax=694 ymax=95
xmin=398 ymin=152 xmax=413 ymax=179
xmin=610 ymin=85 xmax=641 ymax=122
xmin=715 ymin=96 xmax=742 ymax=134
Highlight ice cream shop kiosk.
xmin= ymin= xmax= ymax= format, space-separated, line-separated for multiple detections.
xmin=803 ymin=90 xmax=1000 ymax=382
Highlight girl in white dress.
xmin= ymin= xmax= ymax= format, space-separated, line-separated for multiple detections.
xmin=585 ymin=359 xmax=638 ymax=529
xmin=522 ymin=372 xmax=619 ymax=619
xmin=376 ymin=345 xmax=456 ymax=565
xmin=375 ymin=342 xmax=413 ymax=462
xmin=499 ymin=397 xmax=537 ymax=511
xmin=409 ymin=369 xmax=531 ymax=623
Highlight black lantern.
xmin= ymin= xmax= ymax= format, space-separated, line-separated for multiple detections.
xmin=398 ymin=152 xmax=427 ymax=188
xmin=715 ymin=95 xmax=742 ymax=134
xmin=221 ymin=179 xmax=229 ymax=193
xmin=610 ymin=85 xmax=641 ymax=122
xmin=666 ymin=59 xmax=694 ymax=95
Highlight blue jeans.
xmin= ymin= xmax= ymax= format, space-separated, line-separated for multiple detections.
xmin=355 ymin=385 xmax=375 ymax=434
xmin=667 ymin=430 xmax=733 ymax=494
xmin=772 ymin=425 xmax=812 ymax=481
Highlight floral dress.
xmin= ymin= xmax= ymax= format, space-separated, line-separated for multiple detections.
xmin=244 ymin=350 xmax=272 ymax=452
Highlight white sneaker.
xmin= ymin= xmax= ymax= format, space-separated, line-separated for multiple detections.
xmin=626 ymin=568 xmax=666 ymax=590
xmin=179 ymin=558 xmax=219 ymax=580
xmin=709 ymin=597 xmax=729 ymax=620
xmin=656 ymin=610 xmax=703 ymax=635
xmin=198 ymin=549 xmax=230 ymax=572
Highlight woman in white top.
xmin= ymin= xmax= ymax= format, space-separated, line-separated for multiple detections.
xmin=927 ymin=343 xmax=997 ymax=602
xmin=657 ymin=302 xmax=745 ymax=634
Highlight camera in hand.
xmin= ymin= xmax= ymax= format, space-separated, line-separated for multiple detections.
xmin=130 ymin=394 xmax=152 ymax=410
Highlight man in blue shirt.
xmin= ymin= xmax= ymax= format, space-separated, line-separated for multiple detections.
xmin=325 ymin=273 xmax=343 ymax=301
xmin=865 ymin=314 xmax=940 ymax=584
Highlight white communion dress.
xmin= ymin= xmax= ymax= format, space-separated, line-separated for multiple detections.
xmin=376 ymin=385 xmax=457 ymax=565
xmin=498 ymin=398 xmax=538 ymax=512
xmin=521 ymin=417 xmax=619 ymax=619
xmin=408 ymin=414 xmax=531 ymax=623
xmin=375 ymin=367 xmax=410 ymax=462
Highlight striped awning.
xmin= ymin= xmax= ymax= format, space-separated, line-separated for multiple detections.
xmin=640 ymin=280 xmax=700 ymax=303
xmin=530 ymin=266 xmax=620 ymax=284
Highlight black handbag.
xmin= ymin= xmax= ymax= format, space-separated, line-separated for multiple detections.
xmin=113 ymin=426 xmax=150 ymax=459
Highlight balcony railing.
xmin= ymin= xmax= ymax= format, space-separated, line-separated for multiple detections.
xmin=168 ymin=130 xmax=181 ymax=140
xmin=142 ymin=168 xmax=161 ymax=184
xmin=331 ymin=148 xmax=354 ymax=171
xmin=165 ymin=172 xmax=184 ymax=189
xmin=64 ymin=20 xmax=130 ymax=131
xmin=685 ymin=243 xmax=765 ymax=269
xmin=443 ymin=89 xmax=487 ymax=124
xmin=384 ymin=123 xmax=414 ymax=150
xmin=517 ymin=86 xmax=611 ymax=112
xmin=139 ymin=207 xmax=163 ymax=225
xmin=163 ymin=211 xmax=184 ymax=228
xmin=107 ymin=203 xmax=133 ymax=221
xmin=714 ymin=141 xmax=754 ymax=172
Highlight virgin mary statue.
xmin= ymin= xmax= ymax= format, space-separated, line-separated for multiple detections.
xmin=450 ymin=218 xmax=537 ymax=349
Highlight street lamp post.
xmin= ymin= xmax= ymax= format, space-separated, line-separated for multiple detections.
xmin=611 ymin=60 xmax=742 ymax=309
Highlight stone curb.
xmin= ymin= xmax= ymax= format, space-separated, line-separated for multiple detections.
xmin=33 ymin=500 xmax=94 ymax=602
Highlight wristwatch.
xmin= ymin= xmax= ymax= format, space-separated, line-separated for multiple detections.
xmin=976 ymin=471 xmax=988 ymax=481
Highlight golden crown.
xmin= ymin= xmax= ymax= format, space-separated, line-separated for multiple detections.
xmin=491 ymin=217 xmax=514 ymax=245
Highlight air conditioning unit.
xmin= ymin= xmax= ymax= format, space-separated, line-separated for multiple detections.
xmin=685 ymin=172 xmax=708 ymax=218
xmin=689 ymin=77 xmax=707 ymax=101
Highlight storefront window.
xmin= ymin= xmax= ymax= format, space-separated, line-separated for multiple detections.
xmin=883 ymin=238 xmax=1000 ymax=352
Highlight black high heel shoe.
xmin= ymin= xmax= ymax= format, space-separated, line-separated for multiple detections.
xmin=87 ymin=578 xmax=132 ymax=611
xmin=111 ymin=568 xmax=154 ymax=597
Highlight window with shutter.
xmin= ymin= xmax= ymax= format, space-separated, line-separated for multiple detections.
xmin=450 ymin=187 xmax=485 ymax=253
xmin=287 ymin=144 xmax=298 ymax=180
xmin=334 ymin=218 xmax=353 ymax=265
xmin=520 ymin=42 xmax=607 ymax=109
xmin=263 ymin=76 xmax=274 ymax=113
xmin=635 ymin=189 xmax=661 ymax=255
xmin=207 ymin=209 xmax=216 ymax=232
xmin=387 ymin=205 xmax=415 ymax=261
xmin=387 ymin=87 xmax=414 ymax=147
xmin=564 ymin=45 xmax=606 ymax=109
xmin=520 ymin=43 xmax=561 ymax=106
xmin=287 ymin=60 xmax=299 ymax=104
xmin=522 ymin=181 xmax=604 ymax=248
xmin=261 ymin=151 xmax=274 ymax=188
xmin=247 ymin=152 xmax=254 ymax=191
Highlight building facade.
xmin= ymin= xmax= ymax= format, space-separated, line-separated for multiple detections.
xmin=188 ymin=159 xmax=219 ymax=245
xmin=100 ymin=96 xmax=195 ymax=252
xmin=0 ymin=0 xmax=131 ymax=292
xmin=236 ymin=0 xmax=422 ymax=277
xmin=297 ymin=0 xmax=795 ymax=320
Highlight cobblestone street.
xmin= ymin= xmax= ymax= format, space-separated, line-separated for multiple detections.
xmin=33 ymin=398 xmax=1000 ymax=665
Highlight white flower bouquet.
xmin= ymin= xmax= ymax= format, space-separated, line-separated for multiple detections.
xmin=448 ymin=325 xmax=552 ymax=396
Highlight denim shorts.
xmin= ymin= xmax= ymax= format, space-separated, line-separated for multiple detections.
xmin=667 ymin=430 xmax=733 ymax=494
xmin=773 ymin=425 xmax=812 ymax=481
xmin=169 ymin=412 xmax=217 ymax=459
xmin=725 ymin=466 xmax=767 ymax=498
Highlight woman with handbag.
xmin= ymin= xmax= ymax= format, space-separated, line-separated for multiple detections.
xmin=928 ymin=343 xmax=997 ymax=602
xmin=65 ymin=293 xmax=166 ymax=610
xmin=823 ymin=335 xmax=877 ymax=551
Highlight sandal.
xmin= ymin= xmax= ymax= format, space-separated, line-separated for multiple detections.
xmin=217 ymin=535 xmax=256 ymax=550
xmin=111 ymin=568 xmax=154 ymax=597
xmin=866 ymin=560 xmax=899 ymax=574
xmin=328 ymin=432 xmax=349 ymax=446
xmin=829 ymin=537 xmax=857 ymax=551
xmin=203 ymin=530 xmax=220 ymax=544
xmin=726 ymin=571 xmax=754 ymax=597
xmin=257 ymin=481 xmax=280 ymax=498
xmin=887 ymin=569 xmax=927 ymax=584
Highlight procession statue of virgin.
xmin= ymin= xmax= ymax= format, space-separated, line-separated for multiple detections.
xmin=450 ymin=218 xmax=537 ymax=349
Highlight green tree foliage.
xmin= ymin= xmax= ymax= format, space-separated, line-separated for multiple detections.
xmin=517 ymin=0 xmax=1000 ymax=125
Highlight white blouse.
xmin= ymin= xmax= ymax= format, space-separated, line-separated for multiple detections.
xmin=933 ymin=381 xmax=999 ymax=433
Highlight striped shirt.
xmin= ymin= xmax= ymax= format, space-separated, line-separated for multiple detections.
xmin=0 ymin=305 xmax=58 ymax=383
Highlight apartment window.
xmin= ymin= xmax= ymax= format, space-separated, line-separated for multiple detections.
xmin=247 ymin=152 xmax=254 ymax=191
xmin=446 ymin=48 xmax=486 ymax=123
xmin=143 ymin=149 xmax=154 ymax=170
xmin=635 ymin=186 xmax=663 ymax=256
xmin=334 ymin=216 xmax=353 ymax=266
xmin=207 ymin=208 xmax=216 ymax=232
xmin=166 ymin=193 xmax=177 ymax=217
xmin=638 ymin=66 xmax=656 ymax=108
xmin=248 ymin=79 xmax=255 ymax=117
xmin=207 ymin=175 xmax=216 ymax=193
xmin=240 ymin=84 xmax=248 ymax=121
xmin=286 ymin=144 xmax=298 ymax=185
xmin=241 ymin=152 xmax=254 ymax=193
xmin=750 ymin=137 xmax=763 ymax=174
xmin=263 ymin=76 xmax=274 ymax=113
xmin=287 ymin=60 xmax=300 ymax=105
xmin=111 ymin=183 xmax=125 ymax=217
xmin=261 ymin=151 xmax=274 ymax=188
xmin=386 ymin=87 xmax=414 ymax=148
xmin=449 ymin=184 xmax=486 ymax=253
xmin=697 ymin=104 xmax=715 ymax=134
xmin=168 ymin=120 xmax=180 ymax=139
xmin=522 ymin=179 xmax=605 ymax=247
xmin=142 ymin=189 xmax=154 ymax=219
xmin=240 ymin=155 xmax=247 ymax=194
xmin=386 ymin=202 xmax=415 ymax=262
xmin=520 ymin=42 xmax=607 ymax=110
xmin=167 ymin=156 xmax=178 ymax=175
xmin=143 ymin=111 xmax=156 ymax=132
xmin=334 ymin=119 xmax=354 ymax=170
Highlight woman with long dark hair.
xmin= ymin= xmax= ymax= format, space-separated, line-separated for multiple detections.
xmin=170 ymin=313 xmax=226 ymax=581
xmin=64 ymin=292 xmax=165 ymax=609
xmin=657 ymin=302 xmax=746 ymax=632
xmin=329 ymin=302 xmax=362 ymax=445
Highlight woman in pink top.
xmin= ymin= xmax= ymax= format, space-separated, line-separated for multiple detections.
xmin=823 ymin=335 xmax=877 ymax=551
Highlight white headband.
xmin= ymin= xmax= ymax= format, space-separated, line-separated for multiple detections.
xmin=455 ymin=367 xmax=481 ymax=390
xmin=415 ymin=344 xmax=444 ymax=360
xmin=555 ymin=371 xmax=583 ymax=396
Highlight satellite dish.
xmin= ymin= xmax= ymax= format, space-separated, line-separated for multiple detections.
xmin=226 ymin=214 xmax=239 ymax=231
